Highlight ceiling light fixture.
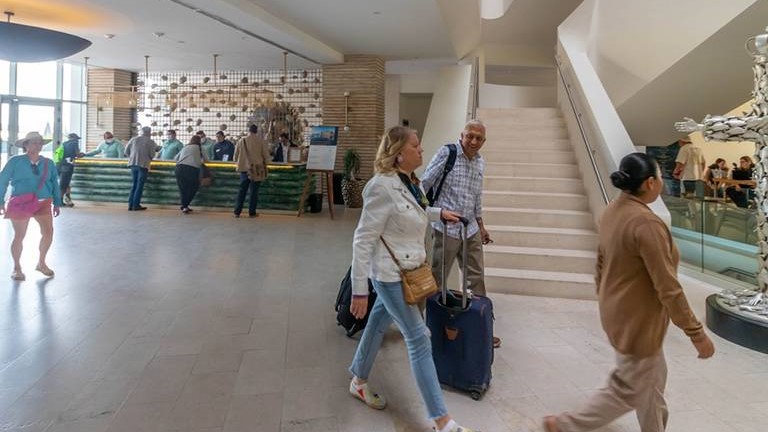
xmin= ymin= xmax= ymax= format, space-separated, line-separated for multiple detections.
xmin=104 ymin=34 xmax=115 ymax=39
xmin=0 ymin=11 xmax=92 ymax=62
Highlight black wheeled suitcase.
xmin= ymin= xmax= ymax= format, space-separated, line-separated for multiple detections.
xmin=335 ymin=266 xmax=376 ymax=337
xmin=426 ymin=220 xmax=494 ymax=400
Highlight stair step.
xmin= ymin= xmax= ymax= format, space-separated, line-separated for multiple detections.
xmin=484 ymin=117 xmax=566 ymax=127
xmin=483 ymin=207 xmax=594 ymax=229
xmin=487 ymin=128 xmax=569 ymax=140
xmin=486 ymin=225 xmax=598 ymax=250
xmin=484 ymin=245 xmax=596 ymax=274
xmin=482 ymin=191 xmax=589 ymax=211
xmin=483 ymin=162 xmax=580 ymax=178
xmin=485 ymin=268 xmax=596 ymax=300
xmin=484 ymin=176 xmax=585 ymax=194
xmin=478 ymin=107 xmax=562 ymax=120
xmin=481 ymin=150 xmax=575 ymax=164
xmin=483 ymin=139 xmax=572 ymax=151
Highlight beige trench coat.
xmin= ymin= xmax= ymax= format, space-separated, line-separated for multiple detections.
xmin=234 ymin=134 xmax=271 ymax=181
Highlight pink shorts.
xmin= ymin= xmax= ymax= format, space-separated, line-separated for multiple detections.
xmin=4 ymin=199 xmax=53 ymax=220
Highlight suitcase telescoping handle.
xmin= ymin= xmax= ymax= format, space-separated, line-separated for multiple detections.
xmin=441 ymin=216 xmax=470 ymax=309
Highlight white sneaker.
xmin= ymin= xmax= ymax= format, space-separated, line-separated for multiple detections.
xmin=435 ymin=420 xmax=478 ymax=432
xmin=349 ymin=380 xmax=386 ymax=410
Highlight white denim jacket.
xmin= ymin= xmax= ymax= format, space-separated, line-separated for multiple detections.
xmin=352 ymin=172 xmax=442 ymax=296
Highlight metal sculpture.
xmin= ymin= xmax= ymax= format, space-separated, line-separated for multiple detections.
xmin=675 ymin=26 xmax=768 ymax=313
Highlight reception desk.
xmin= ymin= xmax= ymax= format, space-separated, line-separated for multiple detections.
xmin=70 ymin=158 xmax=312 ymax=211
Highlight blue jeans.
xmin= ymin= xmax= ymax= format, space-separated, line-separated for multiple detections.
xmin=349 ymin=279 xmax=448 ymax=420
xmin=129 ymin=166 xmax=148 ymax=209
xmin=234 ymin=172 xmax=261 ymax=216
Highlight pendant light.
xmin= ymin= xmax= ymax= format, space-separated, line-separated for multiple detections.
xmin=0 ymin=11 xmax=92 ymax=62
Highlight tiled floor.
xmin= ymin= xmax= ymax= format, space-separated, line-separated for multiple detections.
xmin=0 ymin=206 xmax=766 ymax=432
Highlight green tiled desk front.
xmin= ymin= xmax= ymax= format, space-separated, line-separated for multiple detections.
xmin=70 ymin=159 xmax=312 ymax=211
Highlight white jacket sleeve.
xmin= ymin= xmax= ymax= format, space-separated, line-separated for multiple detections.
xmin=351 ymin=179 xmax=392 ymax=296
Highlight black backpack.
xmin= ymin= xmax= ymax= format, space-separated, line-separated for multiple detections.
xmin=426 ymin=143 xmax=458 ymax=206
xmin=335 ymin=266 xmax=377 ymax=337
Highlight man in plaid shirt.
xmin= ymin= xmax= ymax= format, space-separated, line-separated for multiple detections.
xmin=422 ymin=119 xmax=499 ymax=347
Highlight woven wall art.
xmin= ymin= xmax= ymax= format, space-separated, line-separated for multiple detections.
xmin=135 ymin=68 xmax=323 ymax=146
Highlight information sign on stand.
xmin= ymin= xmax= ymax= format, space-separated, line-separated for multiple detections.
xmin=305 ymin=126 xmax=338 ymax=171
xmin=298 ymin=126 xmax=338 ymax=219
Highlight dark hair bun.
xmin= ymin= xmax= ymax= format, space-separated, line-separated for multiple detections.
xmin=612 ymin=152 xmax=659 ymax=195
xmin=610 ymin=170 xmax=631 ymax=189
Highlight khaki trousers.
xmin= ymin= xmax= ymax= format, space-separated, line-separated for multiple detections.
xmin=556 ymin=350 xmax=668 ymax=432
xmin=430 ymin=228 xmax=486 ymax=296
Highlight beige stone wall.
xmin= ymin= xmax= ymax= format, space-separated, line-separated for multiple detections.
xmin=86 ymin=68 xmax=136 ymax=151
xmin=322 ymin=55 xmax=385 ymax=180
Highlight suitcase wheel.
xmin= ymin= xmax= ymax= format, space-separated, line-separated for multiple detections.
xmin=468 ymin=384 xmax=488 ymax=401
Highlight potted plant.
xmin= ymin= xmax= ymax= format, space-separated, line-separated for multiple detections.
xmin=341 ymin=148 xmax=365 ymax=208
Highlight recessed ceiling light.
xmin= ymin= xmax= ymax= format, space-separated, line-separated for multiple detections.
xmin=104 ymin=34 xmax=115 ymax=39
xmin=153 ymin=32 xmax=165 ymax=38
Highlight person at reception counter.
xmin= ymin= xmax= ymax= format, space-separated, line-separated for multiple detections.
xmin=272 ymin=132 xmax=298 ymax=163
xmin=159 ymin=130 xmax=184 ymax=160
xmin=85 ymin=132 xmax=125 ymax=158
xmin=124 ymin=126 xmax=158 ymax=211
xmin=196 ymin=130 xmax=216 ymax=160
xmin=213 ymin=131 xmax=235 ymax=161
xmin=57 ymin=133 xmax=85 ymax=207
xmin=0 ymin=131 xmax=62 ymax=281
xmin=174 ymin=135 xmax=207 ymax=214
xmin=233 ymin=124 xmax=270 ymax=218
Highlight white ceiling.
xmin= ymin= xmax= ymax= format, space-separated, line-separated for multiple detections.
xmin=6 ymin=0 xmax=454 ymax=72
xmin=6 ymin=0 xmax=578 ymax=73
xmin=481 ymin=0 xmax=582 ymax=47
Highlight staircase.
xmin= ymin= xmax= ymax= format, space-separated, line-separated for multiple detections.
xmin=478 ymin=107 xmax=598 ymax=300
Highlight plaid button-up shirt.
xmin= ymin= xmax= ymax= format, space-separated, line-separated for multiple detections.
xmin=421 ymin=142 xmax=484 ymax=239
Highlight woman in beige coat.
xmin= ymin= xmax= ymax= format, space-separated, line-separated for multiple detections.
xmin=544 ymin=152 xmax=714 ymax=432
xmin=233 ymin=124 xmax=271 ymax=218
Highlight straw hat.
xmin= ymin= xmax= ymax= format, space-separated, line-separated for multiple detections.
xmin=14 ymin=131 xmax=44 ymax=148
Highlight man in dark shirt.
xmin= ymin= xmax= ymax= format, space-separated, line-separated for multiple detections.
xmin=212 ymin=131 xmax=235 ymax=161
xmin=58 ymin=133 xmax=85 ymax=207
xmin=726 ymin=155 xmax=756 ymax=208
xmin=272 ymin=132 xmax=298 ymax=162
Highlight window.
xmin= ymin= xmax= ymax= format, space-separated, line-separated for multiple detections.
xmin=16 ymin=61 xmax=57 ymax=99
xmin=63 ymin=63 xmax=85 ymax=101
xmin=63 ymin=102 xmax=86 ymax=140
xmin=0 ymin=61 xmax=9 ymax=95
xmin=1 ymin=102 xmax=8 ymax=170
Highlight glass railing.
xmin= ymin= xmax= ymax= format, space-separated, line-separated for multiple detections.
xmin=662 ymin=183 xmax=759 ymax=287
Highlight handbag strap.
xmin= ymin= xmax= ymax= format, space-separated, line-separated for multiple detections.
xmin=379 ymin=236 xmax=405 ymax=271
xmin=36 ymin=159 xmax=49 ymax=191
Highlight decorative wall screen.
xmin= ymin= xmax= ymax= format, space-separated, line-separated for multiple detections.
xmin=133 ymin=68 xmax=323 ymax=145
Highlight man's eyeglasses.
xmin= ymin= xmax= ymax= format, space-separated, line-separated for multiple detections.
xmin=464 ymin=133 xmax=486 ymax=143
xmin=31 ymin=164 xmax=39 ymax=175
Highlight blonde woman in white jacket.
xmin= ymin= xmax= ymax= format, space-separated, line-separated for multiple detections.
xmin=348 ymin=126 xmax=476 ymax=432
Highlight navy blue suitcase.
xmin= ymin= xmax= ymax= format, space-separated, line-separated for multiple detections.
xmin=426 ymin=221 xmax=494 ymax=400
